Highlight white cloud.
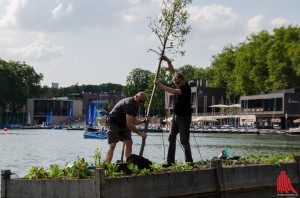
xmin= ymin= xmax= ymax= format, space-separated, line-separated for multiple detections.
xmin=123 ymin=14 xmax=136 ymax=23
xmin=7 ymin=40 xmax=64 ymax=61
xmin=0 ymin=0 xmax=26 ymax=28
xmin=271 ymin=17 xmax=291 ymax=27
xmin=246 ymin=14 xmax=265 ymax=34
xmin=188 ymin=4 xmax=239 ymax=40
xmin=189 ymin=4 xmax=238 ymax=29
xmin=52 ymin=3 xmax=74 ymax=19
xmin=127 ymin=0 xmax=140 ymax=5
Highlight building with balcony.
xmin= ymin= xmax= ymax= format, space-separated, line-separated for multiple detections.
xmin=240 ymin=88 xmax=300 ymax=129
xmin=164 ymin=82 xmax=300 ymax=129
xmin=164 ymin=81 xmax=227 ymax=117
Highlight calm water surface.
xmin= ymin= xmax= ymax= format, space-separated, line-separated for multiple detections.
xmin=1 ymin=129 xmax=300 ymax=197
xmin=1 ymin=129 xmax=300 ymax=177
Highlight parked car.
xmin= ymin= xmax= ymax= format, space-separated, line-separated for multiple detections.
xmin=273 ymin=124 xmax=281 ymax=129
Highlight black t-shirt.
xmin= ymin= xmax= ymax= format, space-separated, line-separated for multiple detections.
xmin=174 ymin=82 xmax=192 ymax=116
xmin=109 ymin=97 xmax=138 ymax=124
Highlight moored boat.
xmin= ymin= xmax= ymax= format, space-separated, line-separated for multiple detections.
xmin=53 ymin=125 xmax=63 ymax=130
xmin=83 ymin=130 xmax=107 ymax=139
xmin=67 ymin=125 xmax=85 ymax=130
xmin=285 ymin=126 xmax=300 ymax=135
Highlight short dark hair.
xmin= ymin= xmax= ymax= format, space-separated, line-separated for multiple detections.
xmin=173 ymin=72 xmax=185 ymax=81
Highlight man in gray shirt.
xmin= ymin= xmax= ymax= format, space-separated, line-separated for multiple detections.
xmin=106 ymin=92 xmax=149 ymax=163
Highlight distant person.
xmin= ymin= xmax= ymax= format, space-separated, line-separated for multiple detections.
xmin=154 ymin=55 xmax=193 ymax=167
xmin=106 ymin=92 xmax=149 ymax=163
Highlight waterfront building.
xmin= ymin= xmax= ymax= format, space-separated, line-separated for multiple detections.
xmin=26 ymin=92 xmax=124 ymax=126
xmin=240 ymin=88 xmax=300 ymax=129
xmin=27 ymin=98 xmax=82 ymax=125
xmin=164 ymin=82 xmax=300 ymax=129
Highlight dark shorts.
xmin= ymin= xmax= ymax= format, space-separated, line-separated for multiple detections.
xmin=107 ymin=121 xmax=132 ymax=144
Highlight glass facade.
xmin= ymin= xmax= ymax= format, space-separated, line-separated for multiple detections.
xmin=34 ymin=100 xmax=72 ymax=116
xmin=241 ymin=98 xmax=283 ymax=112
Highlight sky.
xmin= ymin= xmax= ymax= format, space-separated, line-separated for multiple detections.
xmin=0 ymin=0 xmax=299 ymax=88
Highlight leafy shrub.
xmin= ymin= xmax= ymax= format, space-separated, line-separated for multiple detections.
xmin=23 ymin=152 xmax=297 ymax=179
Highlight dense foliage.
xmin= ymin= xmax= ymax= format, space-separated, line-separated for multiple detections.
xmin=209 ymin=25 xmax=300 ymax=100
xmin=0 ymin=59 xmax=43 ymax=110
xmin=122 ymin=68 xmax=152 ymax=97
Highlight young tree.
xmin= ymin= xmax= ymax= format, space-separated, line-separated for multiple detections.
xmin=140 ymin=0 xmax=192 ymax=156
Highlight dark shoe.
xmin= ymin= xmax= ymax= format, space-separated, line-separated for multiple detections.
xmin=162 ymin=163 xmax=173 ymax=168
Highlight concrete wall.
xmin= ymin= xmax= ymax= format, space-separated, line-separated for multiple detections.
xmin=2 ymin=158 xmax=300 ymax=198
xmin=1 ymin=178 xmax=95 ymax=198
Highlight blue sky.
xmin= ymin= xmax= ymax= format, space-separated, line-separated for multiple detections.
xmin=0 ymin=0 xmax=299 ymax=87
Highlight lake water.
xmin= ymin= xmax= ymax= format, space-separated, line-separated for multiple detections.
xmin=1 ymin=129 xmax=300 ymax=197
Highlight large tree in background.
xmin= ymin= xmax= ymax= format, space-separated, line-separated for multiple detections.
xmin=209 ymin=45 xmax=236 ymax=90
xmin=177 ymin=64 xmax=197 ymax=82
xmin=123 ymin=68 xmax=152 ymax=97
xmin=0 ymin=59 xmax=43 ymax=109
xmin=266 ymin=26 xmax=300 ymax=90
xmin=208 ymin=25 xmax=300 ymax=100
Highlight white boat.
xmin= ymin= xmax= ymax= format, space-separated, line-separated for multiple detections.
xmin=286 ymin=127 xmax=300 ymax=135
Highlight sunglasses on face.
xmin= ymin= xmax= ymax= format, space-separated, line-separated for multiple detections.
xmin=174 ymin=80 xmax=181 ymax=85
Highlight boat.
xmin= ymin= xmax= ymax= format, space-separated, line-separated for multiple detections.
xmin=86 ymin=125 xmax=100 ymax=132
xmin=83 ymin=130 xmax=107 ymax=139
xmin=53 ymin=125 xmax=63 ymax=130
xmin=0 ymin=124 xmax=23 ymax=129
xmin=285 ymin=126 xmax=300 ymax=135
xmin=67 ymin=125 xmax=85 ymax=130
xmin=82 ymin=102 xmax=108 ymax=138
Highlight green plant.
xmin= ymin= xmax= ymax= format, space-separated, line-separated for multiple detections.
xmin=140 ymin=168 xmax=151 ymax=175
xmin=48 ymin=164 xmax=64 ymax=179
xmin=93 ymin=147 xmax=106 ymax=168
xmin=221 ymin=153 xmax=297 ymax=167
xmin=24 ymin=166 xmax=49 ymax=179
xmin=169 ymin=161 xmax=192 ymax=172
xmin=104 ymin=163 xmax=124 ymax=178
xmin=194 ymin=159 xmax=211 ymax=169
xmin=63 ymin=157 xmax=94 ymax=179
xmin=128 ymin=163 xmax=140 ymax=175
xmin=150 ymin=162 xmax=163 ymax=173
xmin=23 ymin=152 xmax=298 ymax=180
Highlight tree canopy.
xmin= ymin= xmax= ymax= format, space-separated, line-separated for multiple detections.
xmin=209 ymin=25 xmax=300 ymax=100
xmin=0 ymin=59 xmax=43 ymax=109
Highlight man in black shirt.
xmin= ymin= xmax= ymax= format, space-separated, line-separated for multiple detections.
xmin=154 ymin=56 xmax=193 ymax=167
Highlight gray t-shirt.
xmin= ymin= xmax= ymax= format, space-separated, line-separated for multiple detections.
xmin=109 ymin=97 xmax=138 ymax=124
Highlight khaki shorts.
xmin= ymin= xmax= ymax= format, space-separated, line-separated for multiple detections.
xmin=107 ymin=122 xmax=132 ymax=144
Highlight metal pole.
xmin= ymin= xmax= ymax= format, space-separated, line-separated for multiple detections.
xmin=285 ymin=113 xmax=288 ymax=130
